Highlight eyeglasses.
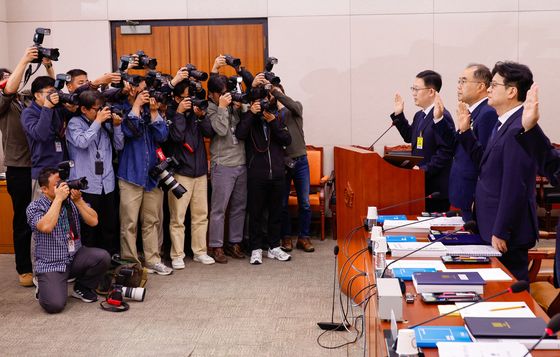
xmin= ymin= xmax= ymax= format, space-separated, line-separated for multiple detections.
xmin=90 ymin=106 xmax=102 ymax=111
xmin=457 ymin=78 xmax=482 ymax=86
xmin=490 ymin=81 xmax=508 ymax=89
xmin=410 ymin=87 xmax=430 ymax=93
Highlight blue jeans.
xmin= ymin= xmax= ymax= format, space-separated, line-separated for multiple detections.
xmin=282 ymin=155 xmax=312 ymax=238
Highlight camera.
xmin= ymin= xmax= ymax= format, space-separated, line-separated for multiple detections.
xmin=224 ymin=54 xmax=241 ymax=68
xmin=226 ymin=76 xmax=249 ymax=103
xmin=148 ymin=89 xmax=168 ymax=103
xmin=109 ymin=105 xmax=125 ymax=117
xmin=185 ymin=64 xmax=208 ymax=81
xmin=32 ymin=28 xmax=60 ymax=63
xmin=259 ymin=98 xmax=278 ymax=115
xmin=114 ymin=268 xmax=146 ymax=302
xmin=149 ymin=156 xmax=187 ymax=199
xmin=56 ymin=160 xmax=89 ymax=190
xmin=263 ymin=57 xmax=281 ymax=85
xmin=52 ymin=74 xmax=79 ymax=105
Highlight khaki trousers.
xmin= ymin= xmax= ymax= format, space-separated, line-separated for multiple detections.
xmin=168 ymin=174 xmax=208 ymax=259
xmin=119 ymin=179 xmax=163 ymax=266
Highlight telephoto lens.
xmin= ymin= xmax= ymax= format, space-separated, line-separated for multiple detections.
xmin=122 ymin=286 xmax=146 ymax=302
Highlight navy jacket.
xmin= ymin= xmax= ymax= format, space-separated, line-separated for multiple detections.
xmin=516 ymin=125 xmax=560 ymax=286
xmin=458 ymin=107 xmax=538 ymax=248
xmin=435 ymin=99 xmax=498 ymax=210
xmin=390 ymin=107 xmax=455 ymax=199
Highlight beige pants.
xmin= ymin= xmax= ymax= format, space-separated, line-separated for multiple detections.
xmin=119 ymin=179 xmax=163 ymax=266
xmin=31 ymin=179 xmax=42 ymax=201
xmin=168 ymin=174 xmax=208 ymax=259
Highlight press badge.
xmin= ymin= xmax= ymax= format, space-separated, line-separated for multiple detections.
xmin=55 ymin=141 xmax=63 ymax=152
xmin=416 ymin=136 xmax=424 ymax=150
xmin=68 ymin=239 xmax=75 ymax=253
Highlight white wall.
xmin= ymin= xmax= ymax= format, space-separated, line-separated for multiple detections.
xmin=3 ymin=0 xmax=560 ymax=173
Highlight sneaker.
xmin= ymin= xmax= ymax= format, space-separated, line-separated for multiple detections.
xmin=193 ymin=254 xmax=215 ymax=265
xmin=267 ymin=247 xmax=291 ymax=261
xmin=172 ymin=258 xmax=185 ymax=270
xmin=250 ymin=249 xmax=263 ymax=265
xmin=35 ymin=284 xmax=39 ymax=301
xmin=72 ymin=283 xmax=98 ymax=303
xmin=19 ymin=273 xmax=34 ymax=287
xmin=67 ymin=277 xmax=76 ymax=283
xmin=146 ymin=262 xmax=174 ymax=276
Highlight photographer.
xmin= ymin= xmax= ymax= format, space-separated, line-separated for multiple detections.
xmin=116 ymin=77 xmax=172 ymax=276
xmin=206 ymin=72 xmax=247 ymax=263
xmin=65 ymin=90 xmax=124 ymax=255
xmin=236 ymin=99 xmax=292 ymax=265
xmin=1 ymin=47 xmax=52 ymax=287
xmin=21 ymin=75 xmax=73 ymax=200
xmin=258 ymin=76 xmax=315 ymax=253
xmin=166 ymin=80 xmax=215 ymax=268
xmin=65 ymin=69 xmax=121 ymax=93
xmin=26 ymin=167 xmax=110 ymax=314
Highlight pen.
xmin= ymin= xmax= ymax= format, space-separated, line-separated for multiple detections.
xmin=490 ymin=305 xmax=526 ymax=312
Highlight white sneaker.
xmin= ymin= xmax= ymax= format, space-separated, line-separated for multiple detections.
xmin=172 ymin=258 xmax=185 ymax=270
xmin=146 ymin=262 xmax=173 ymax=275
xmin=268 ymin=247 xmax=291 ymax=261
xmin=193 ymin=254 xmax=215 ymax=265
xmin=250 ymin=249 xmax=263 ymax=265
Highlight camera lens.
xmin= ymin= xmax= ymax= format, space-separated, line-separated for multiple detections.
xmin=122 ymin=286 xmax=146 ymax=302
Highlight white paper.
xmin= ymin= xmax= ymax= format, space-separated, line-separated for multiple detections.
xmin=456 ymin=301 xmax=536 ymax=318
xmin=437 ymin=342 xmax=531 ymax=357
xmin=442 ymin=268 xmax=512 ymax=281
xmin=383 ymin=219 xmax=431 ymax=232
xmin=386 ymin=259 xmax=446 ymax=271
xmin=417 ymin=216 xmax=465 ymax=226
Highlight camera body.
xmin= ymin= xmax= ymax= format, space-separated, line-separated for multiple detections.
xmin=263 ymin=57 xmax=281 ymax=85
xmin=224 ymin=54 xmax=241 ymax=68
xmin=149 ymin=155 xmax=187 ymax=199
xmin=185 ymin=64 xmax=208 ymax=81
xmin=56 ymin=160 xmax=89 ymax=190
xmin=107 ymin=268 xmax=146 ymax=305
xmin=52 ymin=74 xmax=79 ymax=105
xmin=32 ymin=28 xmax=60 ymax=63
xmin=120 ymin=50 xmax=157 ymax=70
xmin=226 ymin=76 xmax=249 ymax=104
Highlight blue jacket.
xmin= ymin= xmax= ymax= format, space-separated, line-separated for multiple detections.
xmin=117 ymin=104 xmax=169 ymax=191
xmin=435 ymin=99 xmax=498 ymax=210
xmin=516 ymin=124 xmax=560 ymax=286
xmin=391 ymin=107 xmax=455 ymax=199
xmin=458 ymin=107 xmax=538 ymax=248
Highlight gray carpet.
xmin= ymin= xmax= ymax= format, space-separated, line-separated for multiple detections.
xmin=0 ymin=238 xmax=365 ymax=357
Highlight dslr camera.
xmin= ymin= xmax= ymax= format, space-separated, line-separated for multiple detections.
xmin=107 ymin=267 xmax=146 ymax=304
xmin=123 ymin=50 xmax=157 ymax=70
xmin=149 ymin=156 xmax=187 ymax=199
xmin=185 ymin=64 xmax=208 ymax=81
xmin=263 ymin=57 xmax=281 ymax=85
xmin=224 ymin=54 xmax=241 ymax=69
xmin=56 ymin=161 xmax=89 ymax=190
xmin=32 ymin=28 xmax=60 ymax=63
xmin=226 ymin=76 xmax=248 ymax=103
xmin=51 ymin=74 xmax=79 ymax=105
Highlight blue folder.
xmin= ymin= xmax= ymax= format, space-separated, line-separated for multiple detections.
xmin=413 ymin=326 xmax=472 ymax=348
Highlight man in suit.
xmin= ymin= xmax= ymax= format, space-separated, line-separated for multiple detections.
xmin=457 ymin=61 xmax=537 ymax=282
xmin=515 ymin=85 xmax=560 ymax=287
xmin=435 ymin=64 xmax=498 ymax=222
xmin=391 ymin=70 xmax=455 ymax=212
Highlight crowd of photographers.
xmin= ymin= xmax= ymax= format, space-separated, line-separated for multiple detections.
xmin=0 ymin=32 xmax=314 ymax=313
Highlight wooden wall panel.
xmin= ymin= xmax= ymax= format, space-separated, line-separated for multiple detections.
xmin=114 ymin=26 xmax=172 ymax=75
xmin=208 ymin=24 xmax=265 ymax=78
xmin=169 ymin=26 xmax=190 ymax=75
xmin=188 ymin=26 xmax=211 ymax=92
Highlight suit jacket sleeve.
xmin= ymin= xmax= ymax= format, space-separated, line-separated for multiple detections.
xmin=390 ymin=112 xmax=413 ymax=143
xmin=432 ymin=116 xmax=457 ymax=152
xmin=475 ymin=110 xmax=499 ymax=150
xmin=457 ymin=129 xmax=484 ymax=167
xmin=516 ymin=125 xmax=560 ymax=185
xmin=421 ymin=113 xmax=455 ymax=176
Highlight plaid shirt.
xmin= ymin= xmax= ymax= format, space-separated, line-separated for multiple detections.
xmin=26 ymin=195 xmax=82 ymax=273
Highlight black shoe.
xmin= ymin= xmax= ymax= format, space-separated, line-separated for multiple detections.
xmin=72 ymin=283 xmax=98 ymax=303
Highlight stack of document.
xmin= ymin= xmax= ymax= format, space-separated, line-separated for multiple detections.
xmin=388 ymin=242 xmax=448 ymax=257
xmin=437 ymin=342 xmax=531 ymax=356
xmin=417 ymin=216 xmax=465 ymax=226
xmin=382 ymin=219 xmax=432 ymax=233
xmin=445 ymin=245 xmax=502 ymax=257
xmin=456 ymin=302 xmax=535 ymax=318
xmin=442 ymin=268 xmax=512 ymax=282
xmin=412 ymin=271 xmax=486 ymax=294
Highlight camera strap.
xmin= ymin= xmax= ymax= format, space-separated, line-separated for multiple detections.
xmin=21 ymin=63 xmax=41 ymax=91
xmin=64 ymin=201 xmax=79 ymax=241
xmin=100 ymin=300 xmax=130 ymax=312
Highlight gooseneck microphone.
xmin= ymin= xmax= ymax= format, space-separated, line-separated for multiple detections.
xmin=376 ymin=192 xmax=441 ymax=213
xmin=368 ymin=119 xmax=398 ymax=150
xmin=317 ymin=245 xmax=349 ymax=331
xmin=523 ymin=313 xmax=560 ymax=356
xmin=408 ymin=280 xmax=530 ymax=329
xmin=380 ymin=221 xmax=470 ymax=279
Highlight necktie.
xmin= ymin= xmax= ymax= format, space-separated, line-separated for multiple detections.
xmin=489 ymin=120 xmax=502 ymax=142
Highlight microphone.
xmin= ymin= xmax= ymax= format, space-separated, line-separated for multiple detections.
xmin=367 ymin=119 xmax=397 ymax=151
xmin=376 ymin=192 xmax=441 ymax=213
xmin=317 ymin=245 xmax=350 ymax=331
xmin=380 ymin=222 xmax=466 ymax=279
xmin=523 ymin=313 xmax=560 ymax=356
xmin=381 ymin=210 xmax=461 ymax=234
xmin=408 ymin=280 xmax=529 ymax=329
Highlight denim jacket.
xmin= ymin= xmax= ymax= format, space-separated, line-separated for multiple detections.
xmin=117 ymin=104 xmax=169 ymax=191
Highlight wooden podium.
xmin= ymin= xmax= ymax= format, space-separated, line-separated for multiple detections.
xmin=334 ymin=146 xmax=425 ymax=241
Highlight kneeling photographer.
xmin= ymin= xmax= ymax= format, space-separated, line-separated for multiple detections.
xmin=26 ymin=167 xmax=110 ymax=314
xmin=166 ymin=79 xmax=216 ymax=268
xmin=66 ymin=90 xmax=124 ymax=255
xmin=115 ymin=76 xmax=173 ymax=276
xmin=235 ymin=95 xmax=292 ymax=265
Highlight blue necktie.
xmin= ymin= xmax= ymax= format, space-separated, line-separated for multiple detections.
xmin=489 ymin=121 xmax=502 ymax=142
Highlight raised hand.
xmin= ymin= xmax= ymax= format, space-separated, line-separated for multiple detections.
xmin=522 ymin=84 xmax=539 ymax=132
xmin=456 ymin=101 xmax=471 ymax=133
xmin=394 ymin=92 xmax=404 ymax=115
xmin=434 ymin=92 xmax=444 ymax=119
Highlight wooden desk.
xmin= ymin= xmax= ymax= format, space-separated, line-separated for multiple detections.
xmin=337 ymin=229 xmax=558 ymax=356
xmin=0 ymin=180 xmax=15 ymax=253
